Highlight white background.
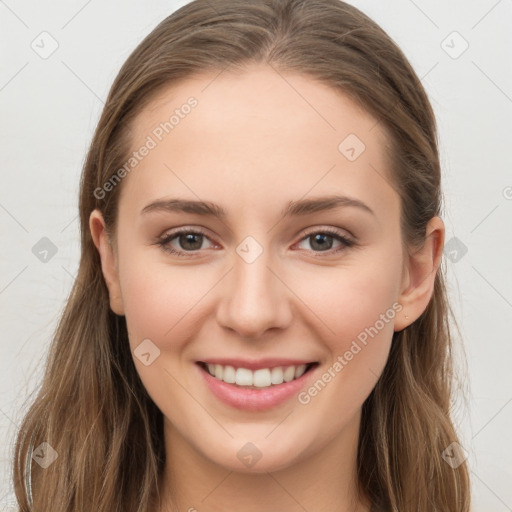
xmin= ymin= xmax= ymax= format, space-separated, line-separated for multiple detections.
xmin=1 ymin=0 xmax=511 ymax=510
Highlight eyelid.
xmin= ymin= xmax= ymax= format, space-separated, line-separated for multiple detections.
xmin=296 ymin=225 xmax=354 ymax=243
xmin=158 ymin=225 xmax=353 ymax=243
xmin=158 ymin=225 xmax=212 ymax=241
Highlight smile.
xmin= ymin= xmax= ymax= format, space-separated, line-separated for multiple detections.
xmin=197 ymin=362 xmax=317 ymax=388
xmin=196 ymin=360 xmax=319 ymax=411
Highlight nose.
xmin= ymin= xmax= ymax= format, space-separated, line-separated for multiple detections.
xmin=215 ymin=245 xmax=293 ymax=339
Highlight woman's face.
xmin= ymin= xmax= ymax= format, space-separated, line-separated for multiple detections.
xmin=92 ymin=64 xmax=432 ymax=474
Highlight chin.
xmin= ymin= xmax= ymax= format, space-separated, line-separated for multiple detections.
xmin=201 ymin=434 xmax=310 ymax=474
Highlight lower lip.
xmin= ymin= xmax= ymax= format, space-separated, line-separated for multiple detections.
xmin=196 ymin=363 xmax=317 ymax=411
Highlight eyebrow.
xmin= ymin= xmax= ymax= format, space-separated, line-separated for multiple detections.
xmin=141 ymin=194 xmax=375 ymax=219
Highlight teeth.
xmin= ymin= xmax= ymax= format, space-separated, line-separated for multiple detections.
xmin=283 ymin=366 xmax=295 ymax=382
xmin=223 ymin=365 xmax=236 ymax=383
xmin=295 ymin=364 xmax=307 ymax=379
xmin=203 ymin=363 xmax=311 ymax=388
xmin=235 ymin=367 xmax=253 ymax=386
xmin=253 ymin=369 xmax=271 ymax=387
xmin=270 ymin=367 xmax=284 ymax=384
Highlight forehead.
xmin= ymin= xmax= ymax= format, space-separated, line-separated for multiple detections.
xmin=119 ymin=63 xmax=398 ymax=222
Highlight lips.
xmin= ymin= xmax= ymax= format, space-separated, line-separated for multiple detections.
xmin=195 ymin=359 xmax=319 ymax=411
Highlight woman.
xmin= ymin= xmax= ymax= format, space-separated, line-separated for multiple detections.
xmin=12 ymin=0 xmax=470 ymax=510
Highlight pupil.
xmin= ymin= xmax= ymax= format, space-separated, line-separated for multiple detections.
xmin=180 ymin=233 xmax=202 ymax=250
xmin=311 ymin=234 xmax=332 ymax=251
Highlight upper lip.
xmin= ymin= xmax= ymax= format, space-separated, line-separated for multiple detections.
xmin=197 ymin=358 xmax=318 ymax=371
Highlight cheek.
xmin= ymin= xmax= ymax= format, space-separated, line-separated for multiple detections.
xmin=117 ymin=256 xmax=215 ymax=414
xmin=297 ymin=258 xmax=401 ymax=348
xmin=324 ymin=277 xmax=399 ymax=350
xmin=289 ymin=255 xmax=402 ymax=403
xmin=118 ymin=254 xmax=217 ymax=353
xmin=286 ymin=285 xmax=398 ymax=457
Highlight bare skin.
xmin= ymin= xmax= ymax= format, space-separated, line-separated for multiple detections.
xmin=90 ymin=63 xmax=444 ymax=512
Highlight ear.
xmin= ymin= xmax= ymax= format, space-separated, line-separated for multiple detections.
xmin=394 ymin=216 xmax=445 ymax=332
xmin=89 ymin=209 xmax=125 ymax=315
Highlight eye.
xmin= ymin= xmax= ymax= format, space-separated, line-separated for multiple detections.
xmin=295 ymin=228 xmax=354 ymax=255
xmin=155 ymin=226 xmax=354 ymax=258
xmin=157 ymin=228 xmax=216 ymax=257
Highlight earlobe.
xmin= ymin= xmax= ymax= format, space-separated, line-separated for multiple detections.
xmin=89 ymin=209 xmax=125 ymax=315
xmin=394 ymin=216 xmax=445 ymax=332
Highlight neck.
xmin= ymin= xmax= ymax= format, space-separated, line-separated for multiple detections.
xmin=156 ymin=411 xmax=371 ymax=512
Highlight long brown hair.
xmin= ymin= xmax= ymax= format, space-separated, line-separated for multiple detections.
xmin=12 ymin=1 xmax=470 ymax=510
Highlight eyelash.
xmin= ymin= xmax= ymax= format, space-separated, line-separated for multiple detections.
xmin=156 ymin=227 xmax=355 ymax=258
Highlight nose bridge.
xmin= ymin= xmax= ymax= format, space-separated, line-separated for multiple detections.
xmin=216 ymin=235 xmax=292 ymax=338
